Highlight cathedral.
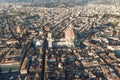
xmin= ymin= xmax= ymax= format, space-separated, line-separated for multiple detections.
xmin=47 ymin=24 xmax=76 ymax=48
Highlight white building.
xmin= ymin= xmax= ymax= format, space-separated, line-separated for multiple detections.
xmin=34 ymin=39 xmax=43 ymax=49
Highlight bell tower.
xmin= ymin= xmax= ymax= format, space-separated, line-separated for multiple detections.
xmin=47 ymin=32 xmax=53 ymax=48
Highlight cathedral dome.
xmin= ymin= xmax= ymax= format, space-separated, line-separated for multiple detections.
xmin=65 ymin=24 xmax=75 ymax=39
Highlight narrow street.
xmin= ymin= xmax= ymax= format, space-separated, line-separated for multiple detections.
xmin=41 ymin=39 xmax=48 ymax=80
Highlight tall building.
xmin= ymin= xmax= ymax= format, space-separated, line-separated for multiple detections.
xmin=47 ymin=32 xmax=53 ymax=48
xmin=16 ymin=25 xmax=21 ymax=33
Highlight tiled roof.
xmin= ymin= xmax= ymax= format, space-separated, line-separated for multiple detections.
xmin=65 ymin=24 xmax=75 ymax=38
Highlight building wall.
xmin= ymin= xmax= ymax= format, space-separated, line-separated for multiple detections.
xmin=52 ymin=41 xmax=66 ymax=48
xmin=0 ymin=62 xmax=20 ymax=73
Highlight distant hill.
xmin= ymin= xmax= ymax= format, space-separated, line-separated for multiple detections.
xmin=0 ymin=0 xmax=119 ymax=5
xmin=0 ymin=0 xmax=87 ymax=3
xmin=90 ymin=0 xmax=119 ymax=4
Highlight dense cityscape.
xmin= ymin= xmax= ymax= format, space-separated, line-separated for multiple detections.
xmin=0 ymin=1 xmax=120 ymax=80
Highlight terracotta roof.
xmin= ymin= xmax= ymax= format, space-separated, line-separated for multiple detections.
xmin=65 ymin=24 xmax=75 ymax=38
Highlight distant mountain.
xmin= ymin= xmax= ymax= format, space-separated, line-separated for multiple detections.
xmin=0 ymin=0 xmax=119 ymax=5
xmin=0 ymin=0 xmax=88 ymax=3
xmin=90 ymin=0 xmax=119 ymax=4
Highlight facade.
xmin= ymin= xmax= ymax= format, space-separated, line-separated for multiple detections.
xmin=16 ymin=25 xmax=21 ymax=33
xmin=0 ymin=62 xmax=20 ymax=73
xmin=20 ymin=57 xmax=30 ymax=74
xmin=0 ymin=48 xmax=25 ymax=73
xmin=47 ymin=33 xmax=53 ymax=48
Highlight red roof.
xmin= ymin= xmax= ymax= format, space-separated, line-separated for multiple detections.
xmin=65 ymin=25 xmax=75 ymax=38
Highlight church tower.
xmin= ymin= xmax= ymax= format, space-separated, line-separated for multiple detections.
xmin=47 ymin=32 xmax=53 ymax=48
xmin=16 ymin=25 xmax=21 ymax=33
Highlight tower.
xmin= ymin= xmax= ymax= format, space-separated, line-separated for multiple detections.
xmin=47 ymin=32 xmax=53 ymax=48
xmin=16 ymin=25 xmax=21 ymax=33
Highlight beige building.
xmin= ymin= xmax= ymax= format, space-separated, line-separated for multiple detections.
xmin=65 ymin=24 xmax=75 ymax=47
xmin=48 ymin=24 xmax=76 ymax=48
xmin=16 ymin=25 xmax=21 ymax=33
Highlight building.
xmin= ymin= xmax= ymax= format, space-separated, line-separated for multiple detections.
xmin=47 ymin=33 xmax=53 ymax=48
xmin=16 ymin=25 xmax=22 ymax=33
xmin=6 ymin=39 xmax=19 ymax=45
xmin=34 ymin=39 xmax=43 ymax=49
xmin=20 ymin=57 xmax=30 ymax=74
xmin=65 ymin=24 xmax=75 ymax=47
xmin=47 ymin=24 xmax=76 ymax=48
xmin=0 ymin=48 xmax=24 ymax=73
